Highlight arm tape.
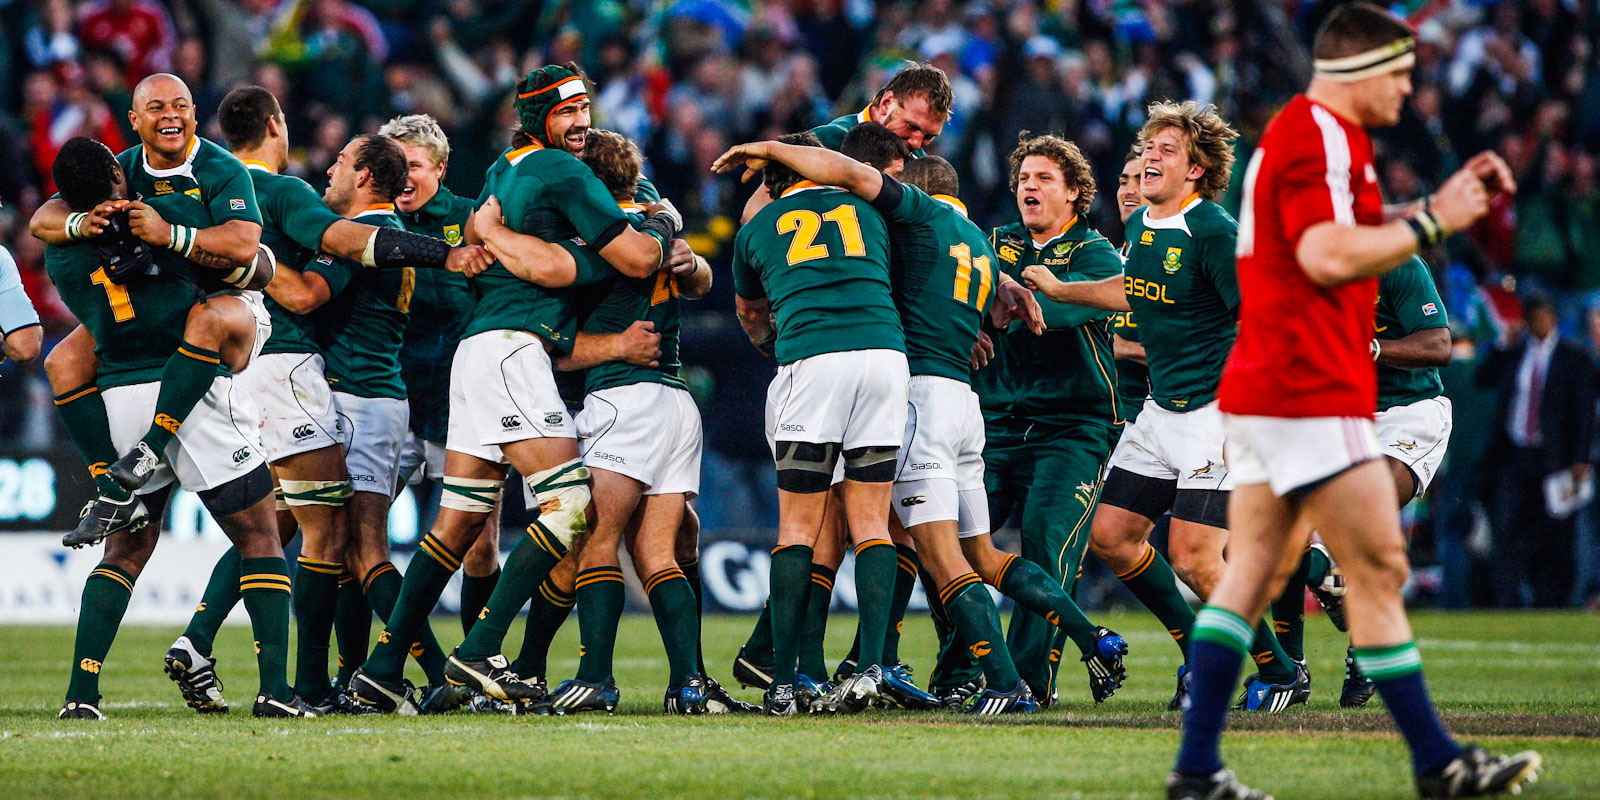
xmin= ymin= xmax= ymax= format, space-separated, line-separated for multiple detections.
xmin=371 ymin=226 xmax=453 ymax=270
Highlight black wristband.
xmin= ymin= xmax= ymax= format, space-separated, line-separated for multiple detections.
xmin=373 ymin=226 xmax=452 ymax=270
xmin=1405 ymin=210 xmax=1444 ymax=249
xmin=637 ymin=214 xmax=677 ymax=269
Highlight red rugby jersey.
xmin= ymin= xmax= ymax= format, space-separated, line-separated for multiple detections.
xmin=1219 ymin=95 xmax=1383 ymax=418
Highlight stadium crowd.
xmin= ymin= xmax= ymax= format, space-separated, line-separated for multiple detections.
xmin=1 ymin=0 xmax=1599 ymax=609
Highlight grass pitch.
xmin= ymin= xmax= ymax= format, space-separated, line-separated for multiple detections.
xmin=2 ymin=610 xmax=1597 ymax=799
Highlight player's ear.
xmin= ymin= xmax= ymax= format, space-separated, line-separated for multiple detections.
xmin=1187 ymin=163 xmax=1205 ymax=182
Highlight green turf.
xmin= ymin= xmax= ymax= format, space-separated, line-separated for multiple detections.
xmin=3 ymin=609 xmax=1596 ymax=799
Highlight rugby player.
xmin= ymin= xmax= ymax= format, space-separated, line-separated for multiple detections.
xmin=378 ymin=113 xmax=504 ymax=636
xmin=47 ymin=136 xmax=312 ymax=719
xmin=0 ymin=242 xmax=43 ymax=364
xmin=1024 ymin=102 xmax=1306 ymax=712
xmin=955 ymin=134 xmax=1128 ymax=706
xmin=1167 ymin=4 xmax=1539 ymax=797
xmin=729 ymin=131 xmax=908 ymax=715
xmin=346 ymin=64 xmax=680 ymax=714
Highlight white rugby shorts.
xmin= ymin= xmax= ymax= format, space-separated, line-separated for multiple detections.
xmin=1109 ymin=399 xmax=1234 ymax=491
xmin=578 ymin=382 xmax=703 ymax=497
xmin=398 ymin=433 xmax=447 ymax=486
xmin=891 ymin=375 xmax=989 ymax=537
xmin=1375 ymin=396 xmax=1453 ymax=498
xmin=765 ymin=349 xmax=909 ymax=451
xmin=103 ymin=376 xmax=266 ymax=494
xmin=234 ymin=352 xmax=342 ymax=462
xmin=1223 ymin=414 xmax=1382 ymax=497
xmin=446 ymin=330 xmax=575 ymax=465
xmin=334 ymin=391 xmax=408 ymax=497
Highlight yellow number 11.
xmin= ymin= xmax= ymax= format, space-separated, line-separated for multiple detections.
xmin=950 ymin=243 xmax=993 ymax=311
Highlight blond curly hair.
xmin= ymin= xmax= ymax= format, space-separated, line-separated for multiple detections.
xmin=1139 ymin=100 xmax=1239 ymax=200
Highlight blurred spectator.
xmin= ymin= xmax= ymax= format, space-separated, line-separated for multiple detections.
xmin=28 ymin=61 xmax=126 ymax=196
xmin=1475 ymin=295 xmax=1597 ymax=607
xmin=76 ymin=0 xmax=176 ymax=87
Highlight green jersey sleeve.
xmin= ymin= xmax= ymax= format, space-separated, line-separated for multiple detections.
xmin=306 ymin=253 xmax=356 ymax=297
xmin=1382 ymin=258 xmax=1449 ymax=336
xmin=203 ymin=151 xmax=263 ymax=226
xmin=873 ymin=176 xmax=942 ymax=227
xmin=556 ymin=238 xmax=620 ymax=287
xmin=1198 ymin=229 xmax=1241 ymax=312
xmin=1038 ymin=236 xmax=1121 ymax=330
xmin=540 ymin=155 xmax=630 ymax=246
xmin=273 ymin=178 xmax=342 ymax=252
xmin=731 ymin=228 xmax=765 ymax=300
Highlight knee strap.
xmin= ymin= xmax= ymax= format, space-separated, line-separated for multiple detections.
xmin=279 ymin=479 xmax=354 ymax=507
xmin=525 ymin=459 xmax=591 ymax=556
xmin=843 ymin=445 xmax=897 ymax=483
xmin=198 ymin=464 xmax=273 ymax=518
xmin=441 ymin=476 xmax=504 ymax=513
xmin=273 ymin=487 xmax=289 ymax=512
xmin=775 ymin=440 xmax=837 ymax=493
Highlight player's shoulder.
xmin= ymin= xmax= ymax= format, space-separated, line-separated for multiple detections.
xmin=990 ymin=221 xmax=1028 ymax=266
xmin=1187 ymin=200 xmax=1238 ymax=238
xmin=193 ymin=137 xmax=246 ymax=172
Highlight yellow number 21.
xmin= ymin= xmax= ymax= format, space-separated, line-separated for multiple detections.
xmin=776 ymin=204 xmax=867 ymax=266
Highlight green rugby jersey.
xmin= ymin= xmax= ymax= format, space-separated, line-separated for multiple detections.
xmin=810 ymin=106 xmax=928 ymax=157
xmin=117 ymin=136 xmax=261 ymax=295
xmin=1121 ymin=196 xmax=1240 ymax=412
xmin=571 ymin=203 xmax=688 ymax=394
xmin=1110 ymin=310 xmax=1150 ymax=423
xmin=870 ymin=177 xmax=991 ymax=383
xmin=44 ymin=193 xmax=211 ymax=389
xmin=244 ymin=162 xmax=342 ymax=357
xmin=1376 ymin=256 xmax=1448 ymax=411
xmin=308 ymin=206 xmax=410 ymax=399
xmin=464 ymin=141 xmax=632 ymax=351
xmin=398 ymin=186 xmax=476 ymax=442
xmin=731 ymin=182 xmax=903 ymax=365
xmin=976 ymin=218 xmax=1122 ymax=428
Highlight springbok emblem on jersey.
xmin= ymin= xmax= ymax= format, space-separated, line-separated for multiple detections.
xmin=1190 ymin=460 xmax=1216 ymax=478
xmin=1393 ymin=440 xmax=1418 ymax=451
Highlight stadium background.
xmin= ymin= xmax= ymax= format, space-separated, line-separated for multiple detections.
xmin=1 ymin=0 xmax=1598 ymax=620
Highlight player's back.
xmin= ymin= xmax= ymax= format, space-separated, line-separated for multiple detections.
xmin=1223 ymin=94 xmax=1383 ymax=418
xmin=578 ymin=204 xmax=687 ymax=394
xmin=249 ymin=167 xmax=341 ymax=357
xmin=310 ymin=207 xmax=411 ymax=399
xmin=733 ymin=184 xmax=902 ymax=364
xmin=880 ymin=182 xmax=991 ymax=384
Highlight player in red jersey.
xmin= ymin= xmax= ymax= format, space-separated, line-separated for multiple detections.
xmin=1167 ymin=5 xmax=1542 ymax=800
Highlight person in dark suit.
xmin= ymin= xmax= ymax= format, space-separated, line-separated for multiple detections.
xmin=1475 ymin=294 xmax=1597 ymax=607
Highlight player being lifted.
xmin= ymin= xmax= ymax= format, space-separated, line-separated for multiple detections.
xmin=346 ymin=64 xmax=679 ymax=713
xmin=715 ymin=124 xmax=1052 ymax=714
xmin=46 ymin=137 xmax=311 ymax=719
xmin=729 ymin=131 xmax=908 ymax=715
xmin=1167 ymin=4 xmax=1539 ymax=798
xmin=1025 ymin=102 xmax=1306 ymax=712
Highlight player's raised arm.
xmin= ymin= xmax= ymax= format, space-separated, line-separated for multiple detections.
xmin=712 ymin=140 xmax=887 ymax=202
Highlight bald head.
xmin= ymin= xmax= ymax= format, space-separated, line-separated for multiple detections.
xmin=129 ymin=73 xmax=198 ymax=168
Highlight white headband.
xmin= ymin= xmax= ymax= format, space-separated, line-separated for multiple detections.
xmin=1314 ymin=37 xmax=1416 ymax=82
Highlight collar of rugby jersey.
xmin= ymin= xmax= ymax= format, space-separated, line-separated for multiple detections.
xmin=241 ymin=159 xmax=275 ymax=174
xmin=142 ymin=135 xmax=201 ymax=181
xmin=780 ymin=180 xmax=839 ymax=198
xmin=1030 ymin=215 xmax=1081 ymax=249
xmin=856 ymin=105 xmax=874 ymax=124
xmin=619 ymin=201 xmax=646 ymax=213
xmin=933 ymin=194 xmax=968 ymax=217
xmin=355 ymin=203 xmax=396 ymax=219
xmin=1140 ymin=193 xmax=1204 ymax=236
xmin=505 ymin=140 xmax=543 ymax=166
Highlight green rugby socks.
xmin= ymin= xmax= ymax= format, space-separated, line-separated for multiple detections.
xmin=143 ymin=342 xmax=223 ymax=453
xmin=511 ymin=577 xmax=576 ymax=678
xmin=239 ymin=557 xmax=294 ymax=703
xmin=184 ymin=546 xmax=242 ymax=657
xmin=292 ymin=556 xmax=342 ymax=699
xmin=66 ymin=564 xmax=136 ymax=703
xmin=851 ymin=540 xmax=897 ymax=670
xmin=1115 ymin=544 xmax=1195 ymax=659
xmin=53 ymin=383 xmax=129 ymax=501
xmin=768 ymin=544 xmax=813 ymax=686
xmin=573 ymin=566 xmax=626 ymax=683
xmin=940 ymin=573 xmax=1022 ymax=690
xmin=645 ymin=567 xmax=701 ymax=688
xmin=798 ymin=564 xmax=834 ymax=679
xmin=457 ymin=531 xmax=562 ymax=662
xmin=995 ymin=553 xmax=1097 ymax=655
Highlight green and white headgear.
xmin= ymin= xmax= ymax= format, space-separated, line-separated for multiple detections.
xmin=515 ymin=65 xmax=589 ymax=148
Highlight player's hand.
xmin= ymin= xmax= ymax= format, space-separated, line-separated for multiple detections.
xmin=1019 ymin=264 xmax=1067 ymax=300
xmin=1462 ymin=151 xmax=1517 ymax=198
xmin=72 ymin=200 xmax=127 ymax=238
xmin=970 ymin=330 xmax=995 ymax=371
xmin=474 ymin=196 xmax=505 ymax=238
xmin=710 ymin=143 xmax=772 ymax=183
xmin=1429 ymin=168 xmax=1490 ymax=233
xmin=124 ymin=200 xmax=172 ymax=247
xmin=447 ymin=244 xmax=494 ymax=276
xmin=646 ymin=198 xmax=684 ymax=235
xmin=667 ymin=239 xmax=697 ymax=274
xmin=992 ymin=278 xmax=1045 ymax=334
xmin=615 ymin=320 xmax=662 ymax=367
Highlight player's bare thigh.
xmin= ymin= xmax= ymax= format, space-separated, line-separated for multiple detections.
xmin=627 ymin=493 xmax=688 ymax=577
xmin=43 ymin=325 xmax=98 ymax=393
xmin=1300 ymin=460 xmax=1412 ymax=648
xmin=182 ymin=296 xmax=258 ymax=373
xmin=273 ymin=444 xmax=349 ymax=562
xmin=578 ymin=467 xmax=646 ymax=571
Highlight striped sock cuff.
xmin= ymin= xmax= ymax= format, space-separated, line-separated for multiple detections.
xmin=54 ymin=382 xmax=99 ymax=405
xmin=992 ymin=553 xmax=1019 ymax=588
xmin=575 ymin=567 xmax=625 ymax=590
xmin=362 ymin=562 xmax=397 ymax=592
xmin=1116 ymin=544 xmax=1157 ymax=580
xmin=1352 ymin=641 xmax=1424 ymax=681
xmin=240 ymin=571 xmax=292 ymax=594
xmin=644 ymin=567 xmax=686 ymax=594
xmin=1192 ymin=606 xmax=1254 ymax=654
xmin=537 ymin=578 xmax=576 ymax=607
xmin=296 ymin=556 xmax=343 ymax=576
xmin=525 ymin=521 xmax=567 ymax=558
xmin=894 ymin=544 xmax=919 ymax=577
xmin=938 ymin=573 xmax=984 ymax=606
xmin=418 ymin=533 xmax=463 ymax=572
xmin=177 ymin=343 xmax=222 ymax=364
xmin=337 ymin=572 xmax=356 ymax=586
xmin=678 ymin=556 xmax=699 ymax=568
xmin=809 ymin=565 xmax=836 ymax=592
xmin=88 ymin=564 xmax=135 ymax=594
xmin=854 ymin=538 xmax=893 ymax=556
